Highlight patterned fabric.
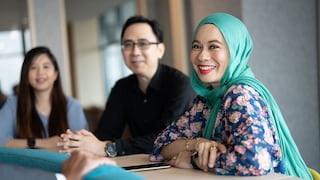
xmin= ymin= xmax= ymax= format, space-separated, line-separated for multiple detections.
xmin=188 ymin=12 xmax=311 ymax=179
xmin=151 ymin=83 xmax=285 ymax=176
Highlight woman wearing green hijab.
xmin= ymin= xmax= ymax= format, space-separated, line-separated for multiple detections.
xmin=150 ymin=12 xmax=312 ymax=179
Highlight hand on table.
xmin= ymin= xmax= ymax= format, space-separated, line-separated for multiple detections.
xmin=168 ymin=138 xmax=227 ymax=172
xmin=195 ymin=139 xmax=227 ymax=172
xmin=168 ymin=150 xmax=193 ymax=169
xmin=58 ymin=129 xmax=107 ymax=156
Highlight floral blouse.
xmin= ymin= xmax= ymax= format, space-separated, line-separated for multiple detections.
xmin=150 ymin=84 xmax=285 ymax=176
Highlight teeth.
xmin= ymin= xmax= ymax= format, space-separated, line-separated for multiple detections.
xmin=36 ymin=78 xmax=46 ymax=83
xmin=199 ymin=66 xmax=215 ymax=70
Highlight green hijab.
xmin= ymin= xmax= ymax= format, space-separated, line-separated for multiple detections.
xmin=191 ymin=12 xmax=312 ymax=179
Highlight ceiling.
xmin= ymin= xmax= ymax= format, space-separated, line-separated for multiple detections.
xmin=0 ymin=0 xmax=128 ymax=31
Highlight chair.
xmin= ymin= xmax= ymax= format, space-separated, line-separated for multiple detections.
xmin=309 ymin=168 xmax=320 ymax=180
xmin=84 ymin=106 xmax=103 ymax=132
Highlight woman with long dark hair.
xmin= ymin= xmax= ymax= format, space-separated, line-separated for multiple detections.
xmin=0 ymin=46 xmax=88 ymax=151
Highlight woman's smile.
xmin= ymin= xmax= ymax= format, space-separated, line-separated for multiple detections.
xmin=198 ymin=65 xmax=216 ymax=74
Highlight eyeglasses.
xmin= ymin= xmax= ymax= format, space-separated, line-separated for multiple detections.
xmin=121 ymin=40 xmax=159 ymax=51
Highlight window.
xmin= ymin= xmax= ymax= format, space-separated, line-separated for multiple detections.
xmin=99 ymin=0 xmax=135 ymax=97
xmin=0 ymin=29 xmax=30 ymax=95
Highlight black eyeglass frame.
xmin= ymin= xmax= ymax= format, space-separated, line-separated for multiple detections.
xmin=121 ymin=40 xmax=160 ymax=51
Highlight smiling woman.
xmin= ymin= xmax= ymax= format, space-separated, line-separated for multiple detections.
xmin=151 ymin=12 xmax=313 ymax=180
xmin=0 ymin=46 xmax=88 ymax=151
xmin=190 ymin=24 xmax=230 ymax=88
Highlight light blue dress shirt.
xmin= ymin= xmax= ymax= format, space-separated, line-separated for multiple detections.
xmin=0 ymin=96 xmax=88 ymax=146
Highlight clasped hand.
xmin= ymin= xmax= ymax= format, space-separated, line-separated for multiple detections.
xmin=58 ymin=129 xmax=107 ymax=156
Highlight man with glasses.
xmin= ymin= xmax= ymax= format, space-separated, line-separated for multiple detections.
xmin=60 ymin=15 xmax=194 ymax=157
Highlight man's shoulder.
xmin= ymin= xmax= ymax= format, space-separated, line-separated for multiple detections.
xmin=160 ymin=64 xmax=184 ymax=73
xmin=159 ymin=64 xmax=189 ymax=80
xmin=114 ymin=74 xmax=136 ymax=86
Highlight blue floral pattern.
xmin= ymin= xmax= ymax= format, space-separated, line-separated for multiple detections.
xmin=150 ymin=84 xmax=285 ymax=176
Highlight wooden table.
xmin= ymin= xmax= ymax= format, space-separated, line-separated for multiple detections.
xmin=114 ymin=154 xmax=301 ymax=180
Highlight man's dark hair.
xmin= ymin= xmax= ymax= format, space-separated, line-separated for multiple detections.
xmin=121 ymin=15 xmax=164 ymax=43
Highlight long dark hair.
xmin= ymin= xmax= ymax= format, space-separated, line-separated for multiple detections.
xmin=16 ymin=46 xmax=68 ymax=138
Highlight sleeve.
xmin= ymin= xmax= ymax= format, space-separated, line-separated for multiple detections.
xmin=95 ymin=81 xmax=149 ymax=155
xmin=94 ymin=82 xmax=126 ymax=140
xmin=113 ymin=74 xmax=195 ymax=156
xmin=213 ymin=85 xmax=282 ymax=176
xmin=55 ymin=173 xmax=66 ymax=180
xmin=114 ymin=136 xmax=155 ymax=155
xmin=0 ymin=96 xmax=17 ymax=146
xmin=156 ymin=73 xmax=195 ymax=131
xmin=66 ymin=97 xmax=89 ymax=131
xmin=150 ymin=96 xmax=207 ymax=161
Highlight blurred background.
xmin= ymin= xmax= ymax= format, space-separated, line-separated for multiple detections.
xmin=0 ymin=0 xmax=319 ymax=171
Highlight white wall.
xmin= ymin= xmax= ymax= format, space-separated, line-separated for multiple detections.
xmin=71 ymin=18 xmax=106 ymax=108
xmin=242 ymin=0 xmax=320 ymax=171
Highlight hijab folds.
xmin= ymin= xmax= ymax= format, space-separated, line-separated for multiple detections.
xmin=191 ymin=12 xmax=311 ymax=179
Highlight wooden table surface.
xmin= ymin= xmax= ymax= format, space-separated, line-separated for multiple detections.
xmin=114 ymin=154 xmax=301 ymax=180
